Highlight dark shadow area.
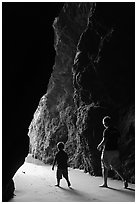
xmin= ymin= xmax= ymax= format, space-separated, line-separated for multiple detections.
xmin=2 ymin=2 xmax=64 ymax=201
xmin=57 ymin=186 xmax=95 ymax=201
xmin=58 ymin=186 xmax=79 ymax=194
xmin=126 ymin=187 xmax=135 ymax=191
xmin=107 ymin=187 xmax=135 ymax=195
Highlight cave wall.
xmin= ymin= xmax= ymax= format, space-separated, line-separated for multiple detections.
xmin=29 ymin=2 xmax=135 ymax=181
xmin=2 ymin=3 xmax=63 ymax=201
xmin=28 ymin=2 xmax=94 ymax=170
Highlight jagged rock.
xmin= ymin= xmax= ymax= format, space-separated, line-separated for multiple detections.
xmin=29 ymin=2 xmax=134 ymax=181
xmin=29 ymin=2 xmax=95 ymax=170
xmin=2 ymin=136 xmax=30 ymax=201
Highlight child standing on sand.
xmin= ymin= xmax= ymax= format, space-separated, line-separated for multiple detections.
xmin=52 ymin=142 xmax=71 ymax=187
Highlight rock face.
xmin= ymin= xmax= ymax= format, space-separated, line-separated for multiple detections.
xmin=29 ymin=3 xmax=95 ymax=173
xmin=3 ymin=135 xmax=30 ymax=201
xmin=29 ymin=2 xmax=135 ymax=181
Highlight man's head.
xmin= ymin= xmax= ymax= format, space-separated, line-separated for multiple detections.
xmin=102 ymin=116 xmax=112 ymax=127
xmin=57 ymin=142 xmax=64 ymax=150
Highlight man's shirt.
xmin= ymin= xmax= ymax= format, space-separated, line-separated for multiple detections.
xmin=103 ymin=126 xmax=120 ymax=151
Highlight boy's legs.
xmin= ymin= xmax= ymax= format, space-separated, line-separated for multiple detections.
xmin=56 ymin=169 xmax=62 ymax=187
xmin=65 ymin=178 xmax=71 ymax=187
xmin=55 ymin=179 xmax=60 ymax=187
xmin=63 ymin=169 xmax=71 ymax=187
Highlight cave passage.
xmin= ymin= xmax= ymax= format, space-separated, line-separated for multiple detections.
xmin=3 ymin=2 xmax=135 ymax=202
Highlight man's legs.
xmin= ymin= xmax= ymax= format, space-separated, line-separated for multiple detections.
xmin=100 ymin=151 xmax=109 ymax=187
xmin=112 ymin=166 xmax=128 ymax=188
xmin=111 ymin=152 xmax=128 ymax=189
xmin=100 ymin=166 xmax=108 ymax=187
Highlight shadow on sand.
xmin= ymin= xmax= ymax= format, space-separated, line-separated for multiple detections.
xmin=106 ymin=186 xmax=135 ymax=196
xmin=58 ymin=186 xmax=84 ymax=196
xmin=57 ymin=186 xmax=98 ymax=202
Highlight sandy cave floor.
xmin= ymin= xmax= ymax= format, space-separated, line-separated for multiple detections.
xmin=10 ymin=154 xmax=135 ymax=202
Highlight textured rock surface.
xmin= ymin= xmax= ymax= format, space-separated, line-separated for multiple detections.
xmin=2 ymin=136 xmax=30 ymax=201
xmin=29 ymin=2 xmax=95 ymax=172
xmin=29 ymin=3 xmax=135 ymax=181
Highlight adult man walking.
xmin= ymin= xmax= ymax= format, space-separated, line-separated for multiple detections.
xmin=97 ymin=116 xmax=128 ymax=188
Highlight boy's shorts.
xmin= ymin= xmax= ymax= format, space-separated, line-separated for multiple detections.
xmin=101 ymin=150 xmax=121 ymax=170
xmin=56 ymin=168 xmax=68 ymax=180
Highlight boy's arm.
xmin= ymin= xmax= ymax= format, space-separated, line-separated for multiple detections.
xmin=52 ymin=156 xmax=57 ymax=170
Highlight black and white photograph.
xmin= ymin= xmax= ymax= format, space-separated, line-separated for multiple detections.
xmin=2 ymin=1 xmax=135 ymax=202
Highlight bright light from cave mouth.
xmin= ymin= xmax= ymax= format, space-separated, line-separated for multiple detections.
xmin=16 ymin=154 xmax=46 ymax=176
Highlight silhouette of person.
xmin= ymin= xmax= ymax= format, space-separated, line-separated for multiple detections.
xmin=97 ymin=116 xmax=128 ymax=188
xmin=52 ymin=142 xmax=71 ymax=187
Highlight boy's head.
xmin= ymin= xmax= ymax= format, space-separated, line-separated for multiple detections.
xmin=102 ymin=116 xmax=112 ymax=127
xmin=57 ymin=142 xmax=64 ymax=150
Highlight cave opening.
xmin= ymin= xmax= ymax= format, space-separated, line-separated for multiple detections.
xmin=2 ymin=2 xmax=135 ymax=202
